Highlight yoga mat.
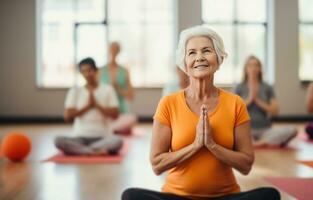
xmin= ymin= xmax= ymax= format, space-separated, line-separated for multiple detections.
xmin=131 ymin=127 xmax=148 ymax=137
xmin=119 ymin=127 xmax=148 ymax=138
xmin=297 ymin=131 xmax=313 ymax=143
xmin=253 ymin=145 xmax=296 ymax=151
xmin=297 ymin=160 xmax=313 ymax=168
xmin=42 ymin=143 xmax=129 ymax=164
xmin=265 ymin=177 xmax=313 ymax=200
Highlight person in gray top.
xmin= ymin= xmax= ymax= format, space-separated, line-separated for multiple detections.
xmin=234 ymin=55 xmax=297 ymax=147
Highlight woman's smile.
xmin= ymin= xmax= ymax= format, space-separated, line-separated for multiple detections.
xmin=194 ymin=64 xmax=210 ymax=70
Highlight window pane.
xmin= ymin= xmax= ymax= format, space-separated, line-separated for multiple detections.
xmin=108 ymin=0 xmax=174 ymax=87
xmin=109 ymin=0 xmax=145 ymax=23
xmin=299 ymin=25 xmax=313 ymax=81
xmin=76 ymin=25 xmax=107 ymax=86
xmin=202 ymin=0 xmax=234 ymax=22
xmin=76 ymin=25 xmax=107 ymax=67
xmin=109 ymin=0 xmax=173 ymax=23
xmin=109 ymin=24 xmax=144 ymax=86
xmin=76 ymin=0 xmax=106 ymax=22
xmin=206 ymin=25 xmax=236 ymax=85
xmin=39 ymin=0 xmax=106 ymax=88
xmin=141 ymin=25 xmax=174 ymax=86
xmin=237 ymin=0 xmax=266 ymax=22
xmin=40 ymin=0 xmax=76 ymax=87
xmin=109 ymin=24 xmax=174 ymax=87
xmin=201 ymin=0 xmax=267 ymax=85
xmin=145 ymin=0 xmax=174 ymax=23
xmin=237 ymin=25 xmax=266 ymax=82
xmin=299 ymin=0 xmax=313 ymax=22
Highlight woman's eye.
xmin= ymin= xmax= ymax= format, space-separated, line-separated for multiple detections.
xmin=188 ymin=52 xmax=195 ymax=55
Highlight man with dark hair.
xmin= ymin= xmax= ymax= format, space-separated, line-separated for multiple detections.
xmin=55 ymin=58 xmax=123 ymax=155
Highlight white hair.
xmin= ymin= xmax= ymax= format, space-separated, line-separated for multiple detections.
xmin=176 ymin=25 xmax=227 ymax=73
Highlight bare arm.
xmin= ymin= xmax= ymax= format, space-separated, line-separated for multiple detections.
xmin=205 ymin=121 xmax=254 ymax=175
xmin=306 ymin=83 xmax=313 ymax=113
xmin=150 ymin=120 xmax=200 ymax=175
xmin=254 ymin=98 xmax=279 ymax=116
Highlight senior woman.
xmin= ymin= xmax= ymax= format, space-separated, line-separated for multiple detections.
xmin=122 ymin=26 xmax=280 ymax=200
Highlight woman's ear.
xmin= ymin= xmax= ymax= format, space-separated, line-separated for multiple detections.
xmin=219 ymin=56 xmax=224 ymax=65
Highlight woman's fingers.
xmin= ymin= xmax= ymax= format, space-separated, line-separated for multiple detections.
xmin=201 ymin=104 xmax=208 ymax=111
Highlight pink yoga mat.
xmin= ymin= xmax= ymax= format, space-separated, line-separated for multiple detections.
xmin=120 ymin=127 xmax=148 ymax=138
xmin=43 ymin=143 xmax=129 ymax=164
xmin=265 ymin=177 xmax=313 ymax=200
xmin=297 ymin=160 xmax=313 ymax=168
xmin=297 ymin=131 xmax=313 ymax=143
xmin=132 ymin=127 xmax=148 ymax=137
xmin=253 ymin=145 xmax=296 ymax=151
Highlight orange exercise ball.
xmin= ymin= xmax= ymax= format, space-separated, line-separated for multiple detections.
xmin=1 ymin=132 xmax=31 ymax=162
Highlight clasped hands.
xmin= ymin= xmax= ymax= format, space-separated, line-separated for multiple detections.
xmin=87 ymin=88 xmax=99 ymax=109
xmin=193 ymin=105 xmax=216 ymax=151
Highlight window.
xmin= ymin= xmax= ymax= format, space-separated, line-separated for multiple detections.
xmin=108 ymin=0 xmax=175 ymax=87
xmin=299 ymin=0 xmax=313 ymax=81
xmin=202 ymin=0 xmax=267 ymax=85
xmin=38 ymin=0 xmax=174 ymax=88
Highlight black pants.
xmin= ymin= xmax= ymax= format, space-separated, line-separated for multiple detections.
xmin=121 ymin=187 xmax=280 ymax=200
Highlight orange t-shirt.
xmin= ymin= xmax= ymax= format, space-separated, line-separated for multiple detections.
xmin=153 ymin=89 xmax=250 ymax=199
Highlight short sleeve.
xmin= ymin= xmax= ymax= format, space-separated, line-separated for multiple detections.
xmin=106 ymin=86 xmax=119 ymax=107
xmin=267 ymin=85 xmax=275 ymax=99
xmin=153 ymin=96 xmax=171 ymax=127
xmin=64 ymin=87 xmax=77 ymax=109
xmin=233 ymin=84 xmax=242 ymax=97
xmin=235 ymin=96 xmax=250 ymax=127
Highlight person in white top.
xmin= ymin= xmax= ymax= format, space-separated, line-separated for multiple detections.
xmin=55 ymin=58 xmax=123 ymax=155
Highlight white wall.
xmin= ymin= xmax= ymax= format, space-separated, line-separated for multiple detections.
xmin=0 ymin=0 xmax=309 ymax=117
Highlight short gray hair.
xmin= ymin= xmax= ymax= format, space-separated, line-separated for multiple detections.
xmin=176 ymin=25 xmax=227 ymax=73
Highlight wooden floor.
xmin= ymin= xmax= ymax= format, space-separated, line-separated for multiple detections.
xmin=0 ymin=123 xmax=313 ymax=200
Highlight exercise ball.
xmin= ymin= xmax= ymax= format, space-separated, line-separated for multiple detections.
xmin=1 ymin=132 xmax=31 ymax=162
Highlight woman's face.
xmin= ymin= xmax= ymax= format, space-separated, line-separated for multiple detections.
xmin=80 ymin=64 xmax=97 ymax=83
xmin=109 ymin=43 xmax=120 ymax=58
xmin=184 ymin=36 xmax=219 ymax=79
xmin=246 ymin=58 xmax=261 ymax=79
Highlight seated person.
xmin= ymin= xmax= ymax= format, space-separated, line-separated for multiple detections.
xmin=55 ymin=58 xmax=123 ymax=155
xmin=122 ymin=25 xmax=279 ymax=200
xmin=162 ymin=66 xmax=189 ymax=96
xmin=100 ymin=42 xmax=137 ymax=135
xmin=235 ymin=55 xmax=297 ymax=147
